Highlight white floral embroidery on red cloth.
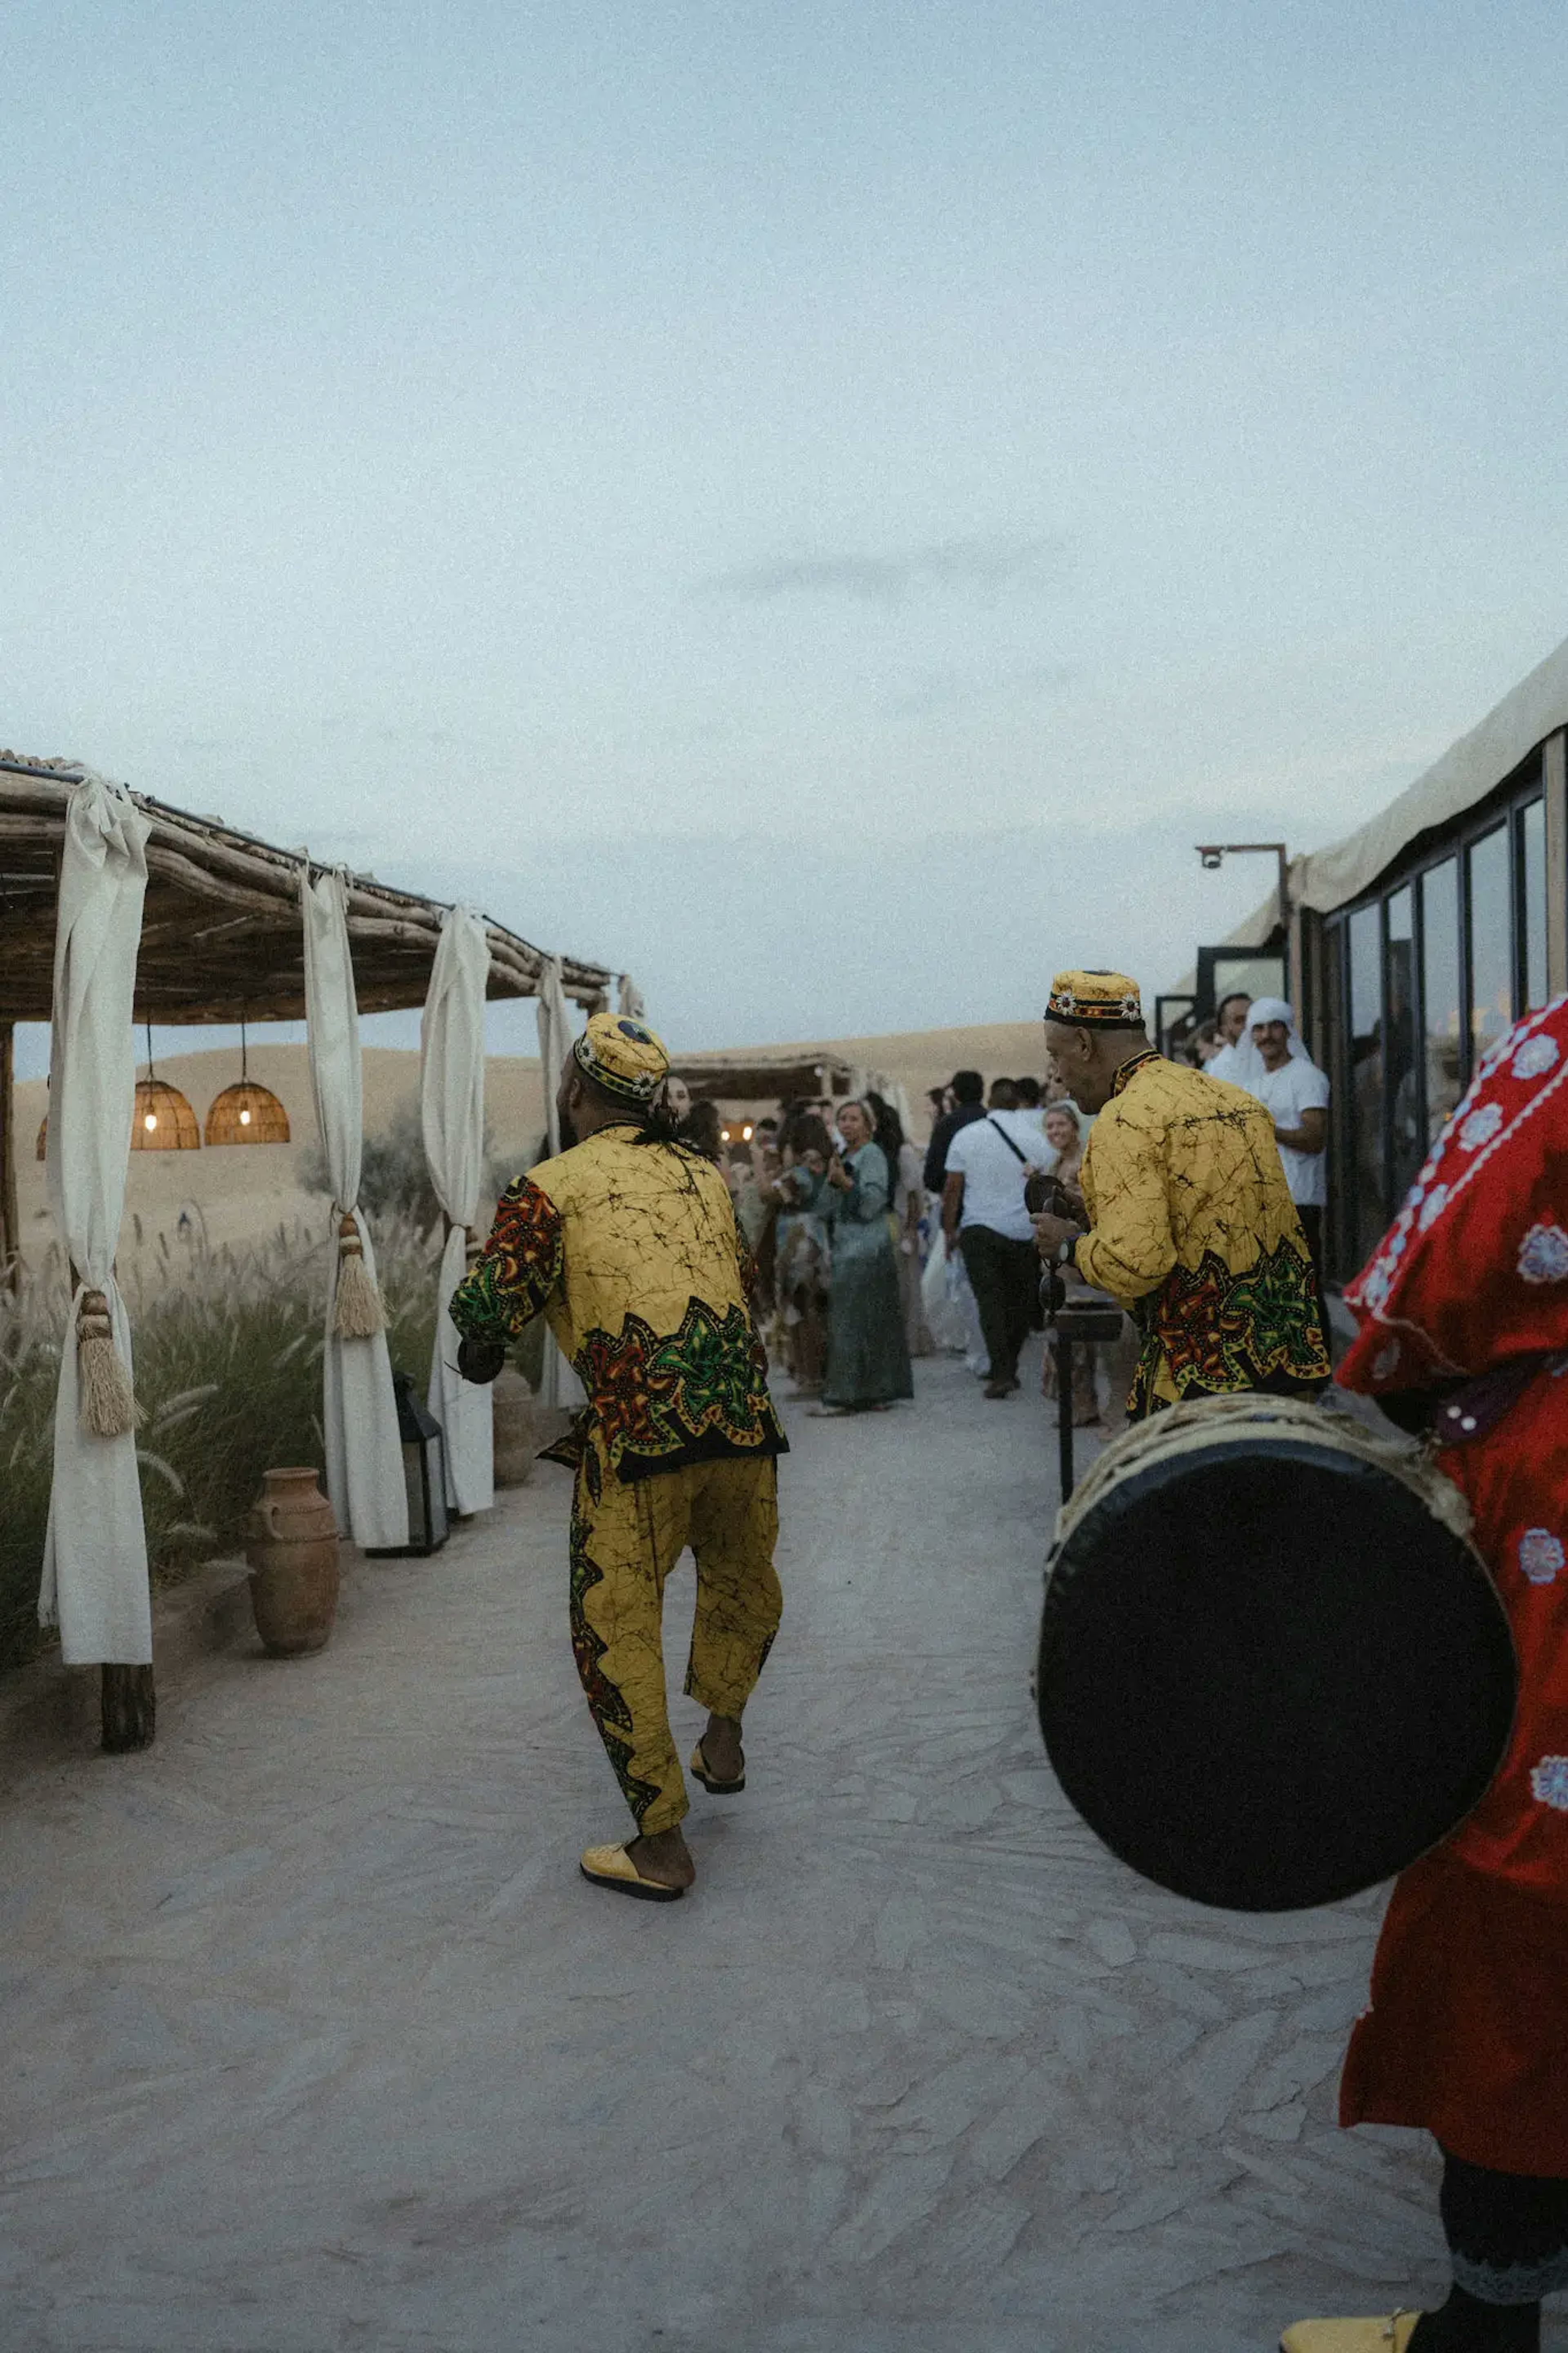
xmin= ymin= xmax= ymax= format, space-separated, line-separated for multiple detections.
xmin=1519 ymin=1528 xmax=1566 ymax=1585
xmin=1459 ymin=1101 xmax=1505 ymax=1151
xmin=1512 ymin=1033 xmax=1561 ymax=1081
xmin=1519 ymin=1221 xmax=1568 ymax=1286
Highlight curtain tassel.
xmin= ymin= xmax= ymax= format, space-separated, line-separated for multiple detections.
xmin=333 ymin=1212 xmax=385 ymax=1339
xmin=76 ymin=1288 xmax=140 ymax=1436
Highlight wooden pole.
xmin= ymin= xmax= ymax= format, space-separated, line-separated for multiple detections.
xmin=1054 ymin=1332 xmax=1077 ymax=1502
xmin=101 ymin=1665 xmax=156 ymax=1752
xmin=0 ymin=1020 xmax=18 ymax=1293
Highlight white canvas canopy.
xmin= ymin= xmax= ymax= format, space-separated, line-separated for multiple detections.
xmin=303 ymin=867 xmax=409 ymax=1552
xmin=38 ymin=774 xmax=153 ymax=1664
xmin=421 ymin=906 xmax=494 ymax=1517
xmin=1169 ymin=629 xmax=1568 ymax=992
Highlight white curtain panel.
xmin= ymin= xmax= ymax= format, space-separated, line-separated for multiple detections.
xmin=421 ymin=906 xmax=493 ymax=1515
xmin=38 ymin=773 xmax=154 ymax=1664
xmin=301 ymin=867 xmax=408 ymax=1550
xmin=533 ymin=956 xmax=581 ymax=1412
xmin=536 ymin=954 xmax=572 ymax=1157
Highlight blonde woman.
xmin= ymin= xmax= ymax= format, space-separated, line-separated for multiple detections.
xmin=1039 ymin=1100 xmax=1102 ymax=1424
xmin=1042 ymin=1100 xmax=1086 ymax=1204
xmin=816 ymin=1101 xmax=914 ymax=1414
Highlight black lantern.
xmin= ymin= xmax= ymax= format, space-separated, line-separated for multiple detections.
xmin=367 ymin=1372 xmax=450 ymax=1557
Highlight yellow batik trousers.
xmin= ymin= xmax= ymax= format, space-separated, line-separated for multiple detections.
xmin=569 ymin=1452 xmax=782 ymax=1837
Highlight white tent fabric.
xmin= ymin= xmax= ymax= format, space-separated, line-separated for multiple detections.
xmin=533 ymin=955 xmax=583 ymax=1412
xmin=537 ymin=954 xmax=573 ymax=1158
xmin=421 ymin=906 xmax=494 ymax=1516
xmin=302 ymin=867 xmax=408 ymax=1551
xmin=1167 ymin=630 xmax=1568 ymax=997
xmin=1296 ymin=631 xmax=1568 ymax=917
xmin=38 ymin=773 xmax=154 ymax=1664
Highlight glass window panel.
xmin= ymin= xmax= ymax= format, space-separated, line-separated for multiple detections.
xmin=1421 ymin=859 xmax=1461 ymax=1142
xmin=1468 ymin=823 xmax=1513 ymax=1061
xmin=1385 ymin=888 xmax=1422 ymax=1203
xmin=1325 ymin=922 xmax=1351 ymax=1278
xmin=1521 ymin=797 xmax=1548 ymax=1011
xmin=1204 ymin=952 xmax=1287 ymax=1016
xmin=1348 ymin=902 xmax=1385 ymax=1269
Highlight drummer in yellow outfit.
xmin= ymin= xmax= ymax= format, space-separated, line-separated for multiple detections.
xmin=450 ymin=1012 xmax=786 ymax=1900
xmin=1029 ymin=968 xmax=1329 ymax=1417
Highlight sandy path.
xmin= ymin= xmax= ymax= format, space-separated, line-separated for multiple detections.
xmin=2 ymin=1350 xmax=1545 ymax=2352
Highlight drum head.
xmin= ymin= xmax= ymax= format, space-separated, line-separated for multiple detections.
xmin=1037 ymin=1435 xmax=1517 ymax=1911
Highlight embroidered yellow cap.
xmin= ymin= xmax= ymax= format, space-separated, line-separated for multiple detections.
xmin=1045 ymin=969 xmax=1144 ymax=1026
xmin=572 ymin=1010 xmax=671 ymax=1104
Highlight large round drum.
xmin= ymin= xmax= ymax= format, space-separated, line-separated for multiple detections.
xmin=1036 ymin=1395 xmax=1517 ymax=1911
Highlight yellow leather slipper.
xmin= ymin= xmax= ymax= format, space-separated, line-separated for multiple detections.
xmin=1280 ymin=2314 xmax=1420 ymax=2352
xmin=690 ymin=1740 xmax=745 ymax=1795
xmin=579 ymin=1842 xmax=686 ymax=1901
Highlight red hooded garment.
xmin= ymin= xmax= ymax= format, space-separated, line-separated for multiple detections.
xmin=1337 ymin=995 xmax=1568 ymax=2173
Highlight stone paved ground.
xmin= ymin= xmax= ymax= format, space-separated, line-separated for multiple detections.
xmin=2 ymin=1350 xmax=1563 ymax=2353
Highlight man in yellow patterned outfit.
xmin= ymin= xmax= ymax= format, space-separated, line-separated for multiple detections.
xmin=449 ymin=1013 xmax=786 ymax=1902
xmin=1031 ymin=969 xmax=1329 ymax=1419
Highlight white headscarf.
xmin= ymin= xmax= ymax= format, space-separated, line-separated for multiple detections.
xmin=1227 ymin=995 xmax=1316 ymax=1097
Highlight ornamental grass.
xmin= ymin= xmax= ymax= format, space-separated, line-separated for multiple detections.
xmin=0 ymin=1213 xmax=440 ymax=1675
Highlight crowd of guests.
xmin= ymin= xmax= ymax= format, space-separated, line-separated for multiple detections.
xmin=659 ymin=991 xmax=1330 ymax=1428
xmin=670 ymin=1087 xmax=921 ymax=1417
xmin=668 ymin=1068 xmax=1109 ymax=1423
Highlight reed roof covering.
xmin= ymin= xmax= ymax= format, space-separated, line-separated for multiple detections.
xmin=0 ymin=756 xmax=615 ymax=1024
xmin=673 ymin=1051 xmax=860 ymax=1102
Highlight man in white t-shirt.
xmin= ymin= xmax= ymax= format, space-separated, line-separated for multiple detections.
xmin=940 ymin=1079 xmax=1055 ymax=1399
xmin=1244 ymin=997 xmax=1330 ymax=1282
xmin=1203 ymin=991 xmax=1254 ymax=1085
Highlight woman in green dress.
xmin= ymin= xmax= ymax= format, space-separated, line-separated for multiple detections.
xmin=817 ymin=1101 xmax=915 ymax=1413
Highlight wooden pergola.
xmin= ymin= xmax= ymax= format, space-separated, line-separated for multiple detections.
xmin=0 ymin=754 xmax=615 ymax=1272
xmin=672 ymin=1050 xmax=863 ymax=1104
xmin=0 ymin=753 xmax=617 ymax=1753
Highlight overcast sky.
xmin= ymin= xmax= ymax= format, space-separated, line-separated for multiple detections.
xmin=7 ymin=1 xmax=1568 ymax=1076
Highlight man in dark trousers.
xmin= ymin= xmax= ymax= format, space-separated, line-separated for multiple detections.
xmin=922 ymin=1068 xmax=987 ymax=1194
xmin=940 ymin=1078 xmax=1050 ymax=1398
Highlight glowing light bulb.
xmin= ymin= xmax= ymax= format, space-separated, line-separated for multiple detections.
xmin=143 ymin=1112 xmax=157 ymax=1132
xmin=239 ymin=1108 xmax=251 ymax=1125
xmin=742 ymin=1124 xmax=753 ymax=1140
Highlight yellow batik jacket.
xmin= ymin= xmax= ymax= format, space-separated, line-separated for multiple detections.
xmin=1075 ymin=1051 xmax=1330 ymax=1417
xmin=448 ymin=1124 xmax=787 ymax=1483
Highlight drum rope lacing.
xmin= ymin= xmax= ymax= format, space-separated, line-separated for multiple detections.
xmin=1051 ymin=1392 xmax=1475 ymax=1554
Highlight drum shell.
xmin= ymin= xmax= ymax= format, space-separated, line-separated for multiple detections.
xmin=1037 ymin=1431 xmax=1517 ymax=1912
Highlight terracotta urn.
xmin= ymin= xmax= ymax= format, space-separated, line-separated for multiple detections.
xmin=491 ymin=1366 xmax=537 ymax=1488
xmin=244 ymin=1467 xmax=340 ymax=1656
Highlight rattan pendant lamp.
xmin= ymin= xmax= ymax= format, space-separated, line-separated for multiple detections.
xmin=203 ymin=1017 xmax=290 ymax=1146
xmin=132 ymin=1024 xmax=200 ymax=1151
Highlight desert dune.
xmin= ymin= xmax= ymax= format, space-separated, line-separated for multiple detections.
xmin=11 ymin=1020 xmax=1049 ymax=1272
